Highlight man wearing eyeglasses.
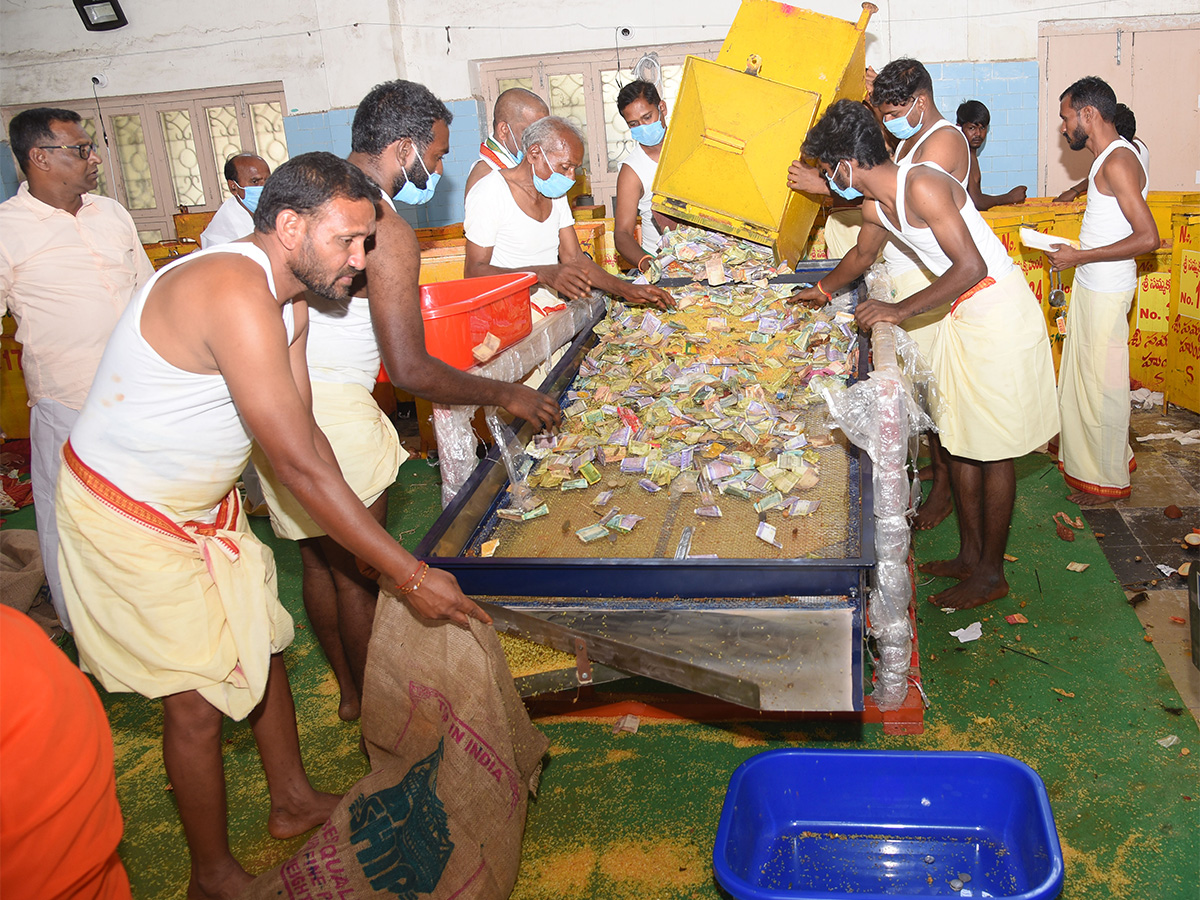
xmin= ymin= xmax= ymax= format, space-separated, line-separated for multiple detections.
xmin=0 ymin=106 xmax=154 ymax=633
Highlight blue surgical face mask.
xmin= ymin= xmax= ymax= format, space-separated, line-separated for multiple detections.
xmin=630 ymin=118 xmax=666 ymax=147
xmin=532 ymin=151 xmax=576 ymax=199
xmin=884 ymin=97 xmax=924 ymax=140
xmin=502 ymin=125 xmax=524 ymax=164
xmin=825 ymin=161 xmax=862 ymax=200
xmin=237 ymin=184 xmax=264 ymax=213
xmin=393 ymin=147 xmax=440 ymax=206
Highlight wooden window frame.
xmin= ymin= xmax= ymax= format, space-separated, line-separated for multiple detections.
xmin=471 ymin=41 xmax=722 ymax=216
xmin=4 ymin=81 xmax=287 ymax=240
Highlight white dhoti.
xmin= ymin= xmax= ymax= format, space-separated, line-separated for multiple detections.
xmin=928 ymin=270 xmax=1059 ymax=461
xmin=1057 ymin=283 xmax=1135 ymax=499
xmin=56 ymin=441 xmax=293 ymax=720
xmin=253 ymin=380 xmax=405 ymax=541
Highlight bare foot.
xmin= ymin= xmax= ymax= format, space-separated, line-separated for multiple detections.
xmin=918 ymin=557 xmax=974 ymax=580
xmin=913 ymin=480 xmax=953 ymax=531
xmin=916 ymin=463 xmax=933 ymax=482
xmin=338 ymin=694 xmax=361 ymax=722
xmin=188 ymin=859 xmax=254 ymax=900
xmin=928 ymin=572 xmax=1009 ymax=609
xmin=1067 ymin=490 xmax=1113 ymax=508
xmin=267 ymin=790 xmax=341 ymax=840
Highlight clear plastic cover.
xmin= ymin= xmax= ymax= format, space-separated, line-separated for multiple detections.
xmin=819 ymin=267 xmax=944 ymax=710
xmin=433 ymin=294 xmax=607 ymax=506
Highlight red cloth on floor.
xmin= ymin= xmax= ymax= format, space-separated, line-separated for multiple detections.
xmin=0 ymin=606 xmax=132 ymax=900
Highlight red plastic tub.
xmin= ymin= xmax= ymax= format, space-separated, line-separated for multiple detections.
xmin=420 ymin=272 xmax=536 ymax=370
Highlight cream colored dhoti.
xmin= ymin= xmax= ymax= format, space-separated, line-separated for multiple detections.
xmin=824 ymin=208 xmax=865 ymax=259
xmin=56 ymin=441 xmax=293 ymax=721
xmin=253 ymin=380 xmax=405 ymax=541
xmin=890 ymin=266 xmax=944 ymax=360
xmin=928 ymin=270 xmax=1059 ymax=461
xmin=1058 ymin=283 xmax=1136 ymax=499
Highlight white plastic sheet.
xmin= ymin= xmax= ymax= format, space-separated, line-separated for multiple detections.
xmin=433 ymin=293 xmax=606 ymax=506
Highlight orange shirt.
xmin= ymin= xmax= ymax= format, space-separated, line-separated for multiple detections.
xmin=0 ymin=606 xmax=131 ymax=900
xmin=0 ymin=182 xmax=154 ymax=409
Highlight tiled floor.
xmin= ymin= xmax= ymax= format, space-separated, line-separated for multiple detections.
xmin=1076 ymin=403 xmax=1199 ymax=724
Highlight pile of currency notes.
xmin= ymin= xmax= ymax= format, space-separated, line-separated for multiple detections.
xmin=650 ymin=225 xmax=784 ymax=284
xmin=506 ymin=272 xmax=858 ymax=550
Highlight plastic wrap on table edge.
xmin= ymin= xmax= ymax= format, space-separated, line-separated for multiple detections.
xmin=819 ymin=319 xmax=919 ymax=711
xmin=433 ymin=293 xmax=607 ymax=507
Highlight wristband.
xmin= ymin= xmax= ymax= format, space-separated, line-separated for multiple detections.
xmin=816 ymin=280 xmax=833 ymax=300
xmin=397 ymin=560 xmax=427 ymax=594
xmin=637 ymin=254 xmax=655 ymax=273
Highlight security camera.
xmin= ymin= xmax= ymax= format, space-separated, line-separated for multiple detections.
xmin=91 ymin=73 xmax=109 ymax=88
xmin=618 ymin=26 xmax=635 ymax=41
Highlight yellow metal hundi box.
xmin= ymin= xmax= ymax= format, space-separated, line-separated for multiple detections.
xmin=651 ymin=0 xmax=877 ymax=266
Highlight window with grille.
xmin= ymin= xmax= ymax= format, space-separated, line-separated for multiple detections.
xmin=473 ymin=42 xmax=721 ymax=216
xmin=4 ymin=83 xmax=289 ymax=241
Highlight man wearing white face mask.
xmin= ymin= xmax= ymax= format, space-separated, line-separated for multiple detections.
xmin=200 ymin=153 xmax=270 ymax=248
xmin=464 ymin=87 xmax=549 ymax=199
xmin=464 ymin=115 xmax=672 ymax=313
xmin=253 ymin=81 xmax=563 ymax=723
xmin=614 ymin=79 xmax=676 ymax=270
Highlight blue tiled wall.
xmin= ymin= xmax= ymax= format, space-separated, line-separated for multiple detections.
xmin=1 ymin=142 xmax=21 ymax=202
xmin=282 ymin=98 xmax=483 ymax=229
xmin=927 ymin=60 xmax=1040 ymax=196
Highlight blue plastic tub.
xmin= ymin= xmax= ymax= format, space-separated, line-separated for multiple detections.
xmin=713 ymin=749 xmax=1063 ymax=900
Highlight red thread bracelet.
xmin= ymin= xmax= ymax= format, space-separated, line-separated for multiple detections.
xmin=816 ymin=280 xmax=832 ymax=300
xmin=397 ymin=561 xmax=427 ymax=594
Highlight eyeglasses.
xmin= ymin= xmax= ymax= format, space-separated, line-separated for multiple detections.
xmin=37 ymin=143 xmax=97 ymax=159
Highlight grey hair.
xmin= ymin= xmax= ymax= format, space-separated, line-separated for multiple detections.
xmin=521 ymin=115 xmax=584 ymax=154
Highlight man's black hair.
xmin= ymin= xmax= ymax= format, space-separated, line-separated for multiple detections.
xmin=253 ymin=151 xmax=378 ymax=233
xmin=616 ymin=79 xmax=661 ymax=114
xmin=956 ymin=99 xmax=990 ymax=128
xmin=1113 ymin=103 xmax=1137 ymax=142
xmin=1059 ymin=76 xmax=1117 ymax=122
xmin=802 ymin=99 xmax=890 ymax=169
xmin=351 ymin=80 xmax=453 ymax=155
xmin=8 ymin=107 xmax=82 ymax=175
xmin=871 ymin=58 xmax=933 ymax=108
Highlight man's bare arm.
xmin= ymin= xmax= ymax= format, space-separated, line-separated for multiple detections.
xmin=463 ymin=160 xmax=492 ymax=200
xmin=790 ymin=214 xmax=889 ymax=303
xmin=614 ymin=164 xmax=648 ymax=269
xmin=557 ymin=227 xmax=674 ymax=309
xmin=370 ymin=214 xmax=561 ymax=429
xmin=966 ymin=151 xmax=1027 ymax=210
xmin=856 ymin=172 xmax=987 ymax=329
xmin=208 ymin=279 xmax=488 ymax=626
xmin=463 ymin=234 xmax=592 ymax=300
xmin=1047 ymin=151 xmax=1157 ymax=271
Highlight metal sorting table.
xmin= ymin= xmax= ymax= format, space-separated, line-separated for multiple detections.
xmin=415 ymin=263 xmax=872 ymax=712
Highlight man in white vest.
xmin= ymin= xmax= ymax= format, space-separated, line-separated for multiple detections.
xmin=1046 ymin=76 xmax=1158 ymax=506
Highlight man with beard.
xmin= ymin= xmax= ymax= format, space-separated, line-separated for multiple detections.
xmin=252 ymin=81 xmax=561 ymax=724
xmin=55 ymin=152 xmax=490 ymax=900
xmin=1047 ymin=77 xmax=1157 ymax=505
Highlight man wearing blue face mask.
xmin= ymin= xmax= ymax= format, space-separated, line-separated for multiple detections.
xmin=614 ymin=79 xmax=678 ymax=270
xmin=464 ymin=88 xmax=549 ymax=200
xmin=251 ymin=80 xmax=563 ymax=722
xmin=793 ymin=58 xmax=971 ymax=532
xmin=464 ymin=115 xmax=673 ymax=313
xmin=200 ymin=153 xmax=270 ymax=248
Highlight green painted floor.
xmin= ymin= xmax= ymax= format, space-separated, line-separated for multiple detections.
xmin=8 ymin=451 xmax=1198 ymax=898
